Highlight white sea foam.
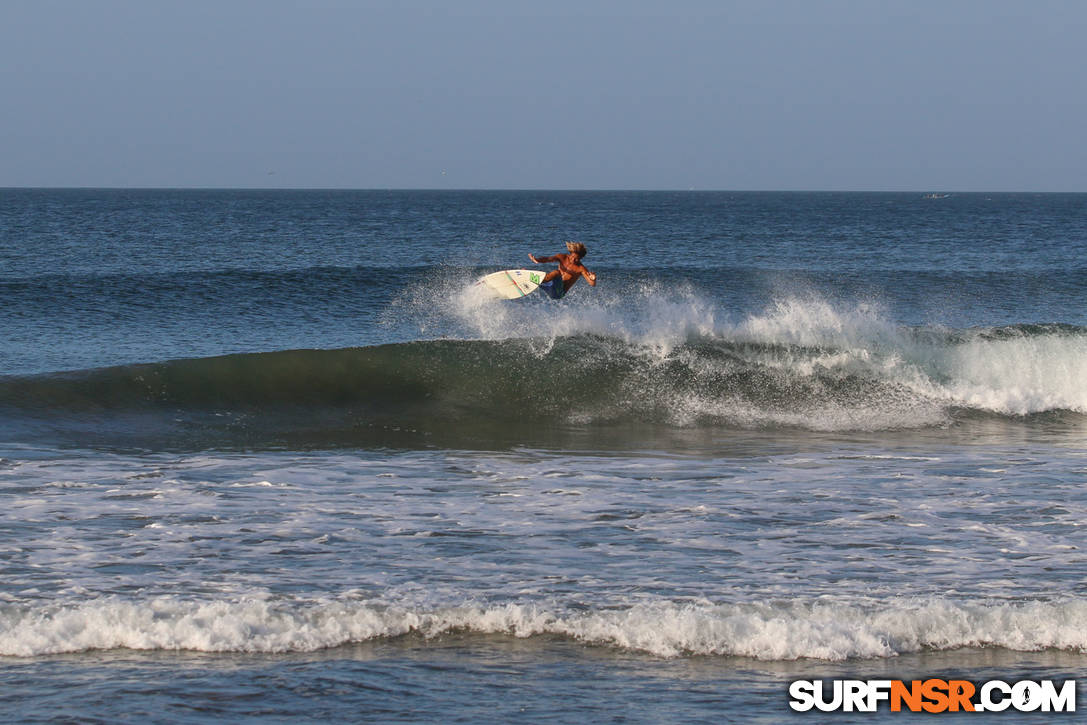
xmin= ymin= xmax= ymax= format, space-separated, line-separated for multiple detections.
xmin=403 ymin=274 xmax=1087 ymax=425
xmin=937 ymin=333 xmax=1087 ymax=415
xmin=4 ymin=596 xmax=1087 ymax=660
xmin=719 ymin=297 xmax=1087 ymax=419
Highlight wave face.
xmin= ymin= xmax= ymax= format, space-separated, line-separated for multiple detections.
xmin=4 ymin=595 xmax=1087 ymax=660
xmin=2 ymin=299 xmax=1086 ymax=449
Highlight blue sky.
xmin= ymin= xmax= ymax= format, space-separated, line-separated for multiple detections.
xmin=2 ymin=0 xmax=1084 ymax=190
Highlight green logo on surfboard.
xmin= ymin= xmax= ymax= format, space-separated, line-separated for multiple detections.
xmin=530 ymin=273 xmax=541 ymax=284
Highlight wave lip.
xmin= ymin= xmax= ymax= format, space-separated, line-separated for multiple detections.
xmin=4 ymin=596 xmax=1086 ymax=660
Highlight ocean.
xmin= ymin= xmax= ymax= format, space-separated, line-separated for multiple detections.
xmin=1 ymin=189 xmax=1086 ymax=722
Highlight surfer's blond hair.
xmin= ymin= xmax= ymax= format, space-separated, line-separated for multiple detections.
xmin=566 ymin=241 xmax=587 ymax=257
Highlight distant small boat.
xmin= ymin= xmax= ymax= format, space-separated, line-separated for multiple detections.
xmin=922 ymin=193 xmax=950 ymax=199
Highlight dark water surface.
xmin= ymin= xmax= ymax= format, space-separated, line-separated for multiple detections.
xmin=2 ymin=190 xmax=1086 ymax=721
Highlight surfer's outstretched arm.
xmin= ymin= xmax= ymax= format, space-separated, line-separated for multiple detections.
xmin=529 ymin=253 xmax=559 ymax=264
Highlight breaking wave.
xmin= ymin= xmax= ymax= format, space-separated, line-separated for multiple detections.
xmin=4 ymin=595 xmax=1087 ymax=660
xmin=2 ymin=295 xmax=1085 ymax=448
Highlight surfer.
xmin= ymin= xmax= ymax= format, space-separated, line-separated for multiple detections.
xmin=528 ymin=242 xmax=597 ymax=300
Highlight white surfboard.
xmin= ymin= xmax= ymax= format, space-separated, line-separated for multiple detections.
xmin=475 ymin=269 xmax=543 ymax=299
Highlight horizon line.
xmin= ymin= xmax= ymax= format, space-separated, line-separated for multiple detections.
xmin=2 ymin=186 xmax=1084 ymax=194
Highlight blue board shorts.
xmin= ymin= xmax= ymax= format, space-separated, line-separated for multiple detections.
xmin=538 ymin=278 xmax=566 ymax=300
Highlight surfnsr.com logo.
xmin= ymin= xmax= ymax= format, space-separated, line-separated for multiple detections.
xmin=789 ymin=679 xmax=1076 ymax=713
